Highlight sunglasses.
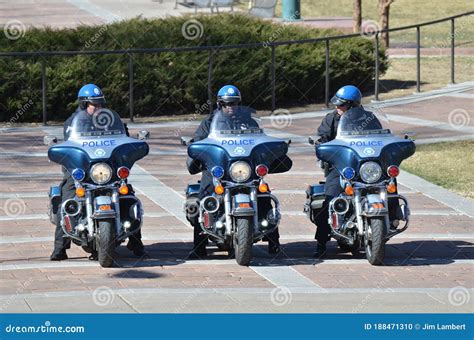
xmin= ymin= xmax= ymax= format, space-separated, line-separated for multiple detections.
xmin=336 ymin=102 xmax=351 ymax=108
xmin=222 ymin=103 xmax=238 ymax=108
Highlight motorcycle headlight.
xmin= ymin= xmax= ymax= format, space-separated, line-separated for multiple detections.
xmin=229 ymin=161 xmax=251 ymax=183
xmin=90 ymin=163 xmax=112 ymax=185
xmin=359 ymin=161 xmax=382 ymax=184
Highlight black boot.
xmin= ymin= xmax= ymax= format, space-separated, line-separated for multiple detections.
xmin=265 ymin=228 xmax=281 ymax=255
xmin=188 ymin=225 xmax=208 ymax=259
xmin=88 ymin=251 xmax=98 ymax=261
xmin=313 ymin=242 xmax=327 ymax=258
xmin=188 ymin=246 xmax=207 ymax=259
xmin=126 ymin=228 xmax=145 ymax=256
xmin=50 ymin=251 xmax=68 ymax=261
xmin=127 ymin=237 xmax=145 ymax=257
xmin=268 ymin=239 xmax=281 ymax=255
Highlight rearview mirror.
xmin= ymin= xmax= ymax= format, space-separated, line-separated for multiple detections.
xmin=180 ymin=136 xmax=194 ymax=146
xmin=137 ymin=130 xmax=150 ymax=140
xmin=43 ymin=135 xmax=57 ymax=146
xmin=403 ymin=131 xmax=416 ymax=141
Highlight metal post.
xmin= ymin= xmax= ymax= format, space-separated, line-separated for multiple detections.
xmin=416 ymin=26 xmax=421 ymax=92
xmin=325 ymin=39 xmax=330 ymax=107
xmin=282 ymin=0 xmax=301 ymax=21
xmin=271 ymin=44 xmax=276 ymax=112
xmin=41 ymin=58 xmax=47 ymax=125
xmin=128 ymin=53 xmax=134 ymax=122
xmin=450 ymin=18 xmax=455 ymax=84
xmin=208 ymin=49 xmax=213 ymax=114
xmin=374 ymin=34 xmax=379 ymax=101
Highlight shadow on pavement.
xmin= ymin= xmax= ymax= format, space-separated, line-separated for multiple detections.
xmin=65 ymin=239 xmax=473 ymax=268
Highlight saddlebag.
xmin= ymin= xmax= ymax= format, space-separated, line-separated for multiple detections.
xmin=48 ymin=186 xmax=62 ymax=225
xmin=186 ymin=183 xmax=201 ymax=197
xmin=304 ymin=184 xmax=325 ymax=223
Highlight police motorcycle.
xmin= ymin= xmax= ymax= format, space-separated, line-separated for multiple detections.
xmin=182 ymin=111 xmax=292 ymax=266
xmin=46 ymin=110 xmax=149 ymax=267
xmin=305 ymin=110 xmax=415 ymax=265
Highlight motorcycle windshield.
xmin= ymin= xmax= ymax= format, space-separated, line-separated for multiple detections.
xmin=317 ymin=108 xmax=415 ymax=175
xmin=188 ymin=108 xmax=290 ymax=177
xmin=48 ymin=109 xmax=149 ymax=174
xmin=67 ymin=109 xmax=126 ymax=139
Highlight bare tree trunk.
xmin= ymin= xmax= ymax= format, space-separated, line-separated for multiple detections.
xmin=378 ymin=0 xmax=394 ymax=47
xmin=353 ymin=0 xmax=362 ymax=33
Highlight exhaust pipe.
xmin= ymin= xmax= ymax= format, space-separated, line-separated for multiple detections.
xmin=331 ymin=197 xmax=349 ymax=215
xmin=62 ymin=199 xmax=81 ymax=217
xmin=201 ymin=196 xmax=220 ymax=214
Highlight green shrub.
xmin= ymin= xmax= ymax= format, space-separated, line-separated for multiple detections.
xmin=0 ymin=14 xmax=387 ymax=122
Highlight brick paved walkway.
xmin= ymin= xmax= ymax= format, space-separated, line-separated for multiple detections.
xmin=0 ymin=82 xmax=472 ymax=313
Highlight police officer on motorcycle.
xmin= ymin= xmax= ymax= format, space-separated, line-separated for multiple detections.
xmin=188 ymin=85 xmax=281 ymax=259
xmin=312 ymin=85 xmax=382 ymax=258
xmin=50 ymin=84 xmax=145 ymax=261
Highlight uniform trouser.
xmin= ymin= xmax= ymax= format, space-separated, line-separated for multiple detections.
xmin=194 ymin=171 xmax=279 ymax=250
xmin=52 ymin=174 xmax=143 ymax=255
xmin=314 ymin=169 xmax=342 ymax=245
xmin=52 ymin=175 xmax=75 ymax=255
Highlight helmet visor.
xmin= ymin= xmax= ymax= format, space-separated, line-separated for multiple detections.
xmin=85 ymin=97 xmax=106 ymax=106
xmin=219 ymin=96 xmax=240 ymax=105
xmin=330 ymin=95 xmax=351 ymax=107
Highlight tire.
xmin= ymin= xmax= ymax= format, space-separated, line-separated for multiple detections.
xmin=364 ymin=217 xmax=387 ymax=265
xmin=97 ymin=219 xmax=116 ymax=267
xmin=233 ymin=217 xmax=253 ymax=266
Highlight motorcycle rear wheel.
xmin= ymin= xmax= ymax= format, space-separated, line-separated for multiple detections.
xmin=234 ymin=217 xmax=253 ymax=266
xmin=364 ymin=217 xmax=386 ymax=265
xmin=97 ymin=219 xmax=116 ymax=267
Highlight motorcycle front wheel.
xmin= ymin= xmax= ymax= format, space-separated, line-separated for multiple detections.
xmin=97 ymin=219 xmax=116 ymax=267
xmin=364 ymin=217 xmax=386 ymax=265
xmin=233 ymin=217 xmax=253 ymax=266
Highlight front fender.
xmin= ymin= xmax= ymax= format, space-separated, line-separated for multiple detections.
xmin=361 ymin=193 xmax=389 ymax=217
xmin=231 ymin=193 xmax=255 ymax=217
xmin=93 ymin=196 xmax=117 ymax=219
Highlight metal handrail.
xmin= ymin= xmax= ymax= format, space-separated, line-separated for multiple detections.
xmin=1 ymin=11 xmax=472 ymax=124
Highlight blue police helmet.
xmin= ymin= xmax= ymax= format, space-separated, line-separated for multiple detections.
xmin=330 ymin=85 xmax=362 ymax=107
xmin=78 ymin=84 xmax=106 ymax=108
xmin=217 ymin=85 xmax=241 ymax=105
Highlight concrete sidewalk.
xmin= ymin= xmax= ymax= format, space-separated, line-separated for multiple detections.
xmin=0 ymin=0 xmax=236 ymax=29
